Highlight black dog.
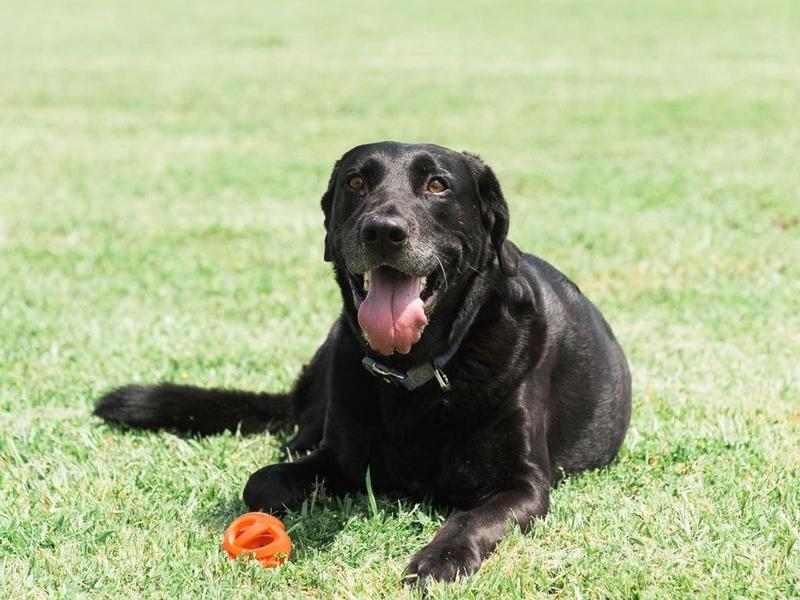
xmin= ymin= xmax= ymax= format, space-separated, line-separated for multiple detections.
xmin=95 ymin=142 xmax=631 ymax=584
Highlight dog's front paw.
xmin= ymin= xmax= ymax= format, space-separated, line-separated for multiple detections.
xmin=403 ymin=541 xmax=482 ymax=585
xmin=242 ymin=464 xmax=307 ymax=513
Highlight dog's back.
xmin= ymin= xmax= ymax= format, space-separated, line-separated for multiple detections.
xmin=519 ymin=253 xmax=632 ymax=476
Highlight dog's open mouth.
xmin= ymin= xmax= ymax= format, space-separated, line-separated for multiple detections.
xmin=349 ymin=266 xmax=442 ymax=356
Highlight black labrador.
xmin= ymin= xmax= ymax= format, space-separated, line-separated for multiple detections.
xmin=95 ymin=141 xmax=631 ymax=584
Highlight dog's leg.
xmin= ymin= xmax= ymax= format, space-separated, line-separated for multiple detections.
xmin=403 ymin=481 xmax=549 ymax=584
xmin=243 ymin=448 xmax=337 ymax=513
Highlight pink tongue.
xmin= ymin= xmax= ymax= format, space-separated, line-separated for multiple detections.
xmin=357 ymin=267 xmax=428 ymax=356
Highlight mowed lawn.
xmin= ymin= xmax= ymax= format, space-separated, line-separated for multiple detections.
xmin=1 ymin=0 xmax=799 ymax=597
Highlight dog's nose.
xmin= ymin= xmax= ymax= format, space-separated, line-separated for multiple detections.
xmin=360 ymin=215 xmax=408 ymax=252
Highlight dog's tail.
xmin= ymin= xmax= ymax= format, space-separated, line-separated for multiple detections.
xmin=93 ymin=383 xmax=292 ymax=436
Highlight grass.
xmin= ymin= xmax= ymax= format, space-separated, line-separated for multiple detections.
xmin=1 ymin=0 xmax=799 ymax=597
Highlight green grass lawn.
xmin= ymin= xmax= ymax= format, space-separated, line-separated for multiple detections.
xmin=1 ymin=0 xmax=799 ymax=597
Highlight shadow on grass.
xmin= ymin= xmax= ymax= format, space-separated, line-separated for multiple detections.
xmin=196 ymin=482 xmax=451 ymax=563
xmin=94 ymin=419 xmax=450 ymax=561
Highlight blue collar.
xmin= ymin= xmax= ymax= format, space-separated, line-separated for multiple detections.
xmin=362 ymin=344 xmax=456 ymax=392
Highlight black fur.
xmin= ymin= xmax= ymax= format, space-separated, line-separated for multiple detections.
xmin=93 ymin=383 xmax=291 ymax=436
xmin=95 ymin=142 xmax=631 ymax=585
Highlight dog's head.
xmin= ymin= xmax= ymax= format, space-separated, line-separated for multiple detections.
xmin=321 ymin=141 xmax=517 ymax=357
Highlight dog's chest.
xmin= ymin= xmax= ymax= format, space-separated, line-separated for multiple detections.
xmin=362 ymin=396 xmax=508 ymax=503
xmin=361 ymin=396 xmax=444 ymax=494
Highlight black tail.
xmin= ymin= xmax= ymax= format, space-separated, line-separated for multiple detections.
xmin=94 ymin=383 xmax=293 ymax=436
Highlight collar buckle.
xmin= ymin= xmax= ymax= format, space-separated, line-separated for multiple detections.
xmin=362 ymin=357 xmax=408 ymax=386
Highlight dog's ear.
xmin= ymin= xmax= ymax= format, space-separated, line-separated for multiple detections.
xmin=320 ymin=160 xmax=341 ymax=262
xmin=463 ymin=152 xmax=517 ymax=276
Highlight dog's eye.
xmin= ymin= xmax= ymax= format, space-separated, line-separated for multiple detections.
xmin=426 ymin=177 xmax=447 ymax=194
xmin=347 ymin=175 xmax=365 ymax=191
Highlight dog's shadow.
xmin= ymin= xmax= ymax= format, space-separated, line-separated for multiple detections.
xmin=198 ymin=483 xmax=450 ymax=562
xmin=94 ymin=421 xmax=448 ymax=561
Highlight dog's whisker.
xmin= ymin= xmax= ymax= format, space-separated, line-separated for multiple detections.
xmin=464 ymin=263 xmax=485 ymax=277
xmin=435 ymin=255 xmax=448 ymax=292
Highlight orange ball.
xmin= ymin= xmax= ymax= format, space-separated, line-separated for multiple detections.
xmin=223 ymin=512 xmax=292 ymax=568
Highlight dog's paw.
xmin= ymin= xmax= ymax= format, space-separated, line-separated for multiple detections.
xmin=243 ymin=464 xmax=307 ymax=513
xmin=403 ymin=541 xmax=482 ymax=585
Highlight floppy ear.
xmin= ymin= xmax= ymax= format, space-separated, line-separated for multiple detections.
xmin=463 ymin=152 xmax=518 ymax=276
xmin=320 ymin=160 xmax=341 ymax=262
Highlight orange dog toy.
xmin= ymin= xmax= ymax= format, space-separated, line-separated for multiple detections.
xmin=223 ymin=512 xmax=292 ymax=567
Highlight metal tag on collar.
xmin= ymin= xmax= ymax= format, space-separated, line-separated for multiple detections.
xmin=433 ymin=364 xmax=451 ymax=392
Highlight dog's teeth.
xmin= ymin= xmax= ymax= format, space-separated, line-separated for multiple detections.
xmin=364 ymin=272 xmax=369 ymax=292
xmin=420 ymin=276 xmax=427 ymax=290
